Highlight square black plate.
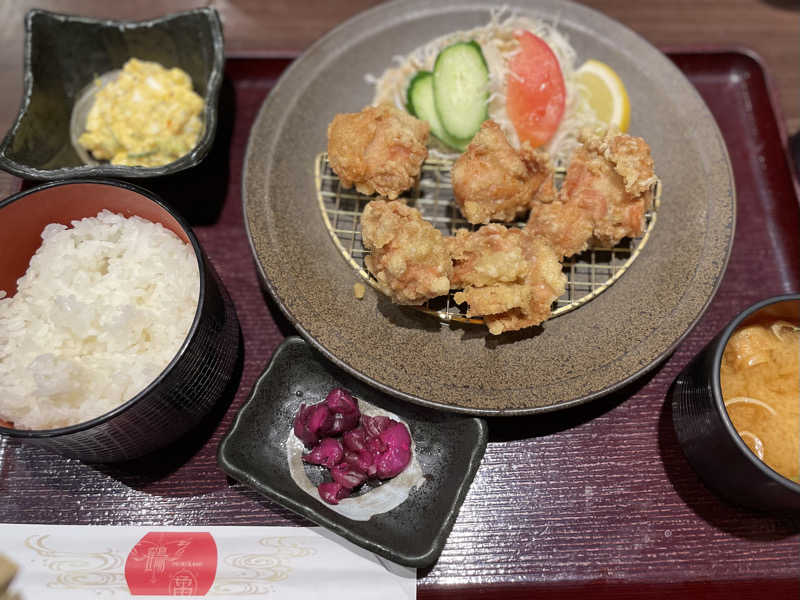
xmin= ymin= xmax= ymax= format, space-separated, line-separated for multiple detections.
xmin=217 ymin=336 xmax=488 ymax=568
xmin=0 ymin=8 xmax=224 ymax=180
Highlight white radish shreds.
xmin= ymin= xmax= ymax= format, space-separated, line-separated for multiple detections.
xmin=0 ymin=210 xmax=200 ymax=430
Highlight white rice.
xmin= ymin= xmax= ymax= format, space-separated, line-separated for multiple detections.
xmin=0 ymin=209 xmax=199 ymax=430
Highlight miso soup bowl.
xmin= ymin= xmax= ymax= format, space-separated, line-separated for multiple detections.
xmin=671 ymin=294 xmax=800 ymax=512
xmin=0 ymin=179 xmax=241 ymax=462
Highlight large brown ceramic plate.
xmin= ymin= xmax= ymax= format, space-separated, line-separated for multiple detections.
xmin=242 ymin=0 xmax=735 ymax=415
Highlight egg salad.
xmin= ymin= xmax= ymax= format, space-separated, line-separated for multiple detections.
xmin=78 ymin=58 xmax=205 ymax=167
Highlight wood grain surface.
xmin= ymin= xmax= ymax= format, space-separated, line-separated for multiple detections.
xmin=1 ymin=47 xmax=798 ymax=596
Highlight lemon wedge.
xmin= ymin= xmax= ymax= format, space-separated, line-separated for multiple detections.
xmin=576 ymin=59 xmax=630 ymax=132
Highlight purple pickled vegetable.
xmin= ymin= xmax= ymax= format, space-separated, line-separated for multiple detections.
xmin=293 ymin=403 xmax=334 ymax=447
xmin=366 ymin=434 xmax=386 ymax=455
xmin=318 ymin=482 xmax=350 ymax=505
xmin=294 ymin=387 xmax=415 ymax=504
xmin=343 ymin=449 xmax=375 ymax=477
xmin=302 ymin=437 xmax=343 ymax=468
xmin=342 ymin=427 xmax=367 ymax=452
xmin=325 ymin=387 xmax=358 ymax=414
xmin=379 ymin=421 xmax=412 ymax=451
xmin=308 ymin=405 xmax=334 ymax=438
xmin=343 ymin=449 xmax=360 ymax=469
xmin=374 ymin=444 xmax=411 ymax=479
xmin=325 ymin=388 xmax=360 ymax=435
xmin=344 ymin=449 xmax=377 ymax=478
xmin=331 ymin=462 xmax=368 ymax=489
xmin=293 ymin=403 xmax=313 ymax=444
xmin=362 ymin=415 xmax=392 ymax=438
xmin=347 ymin=420 xmax=412 ymax=479
xmin=329 ymin=411 xmax=360 ymax=436
xmin=373 ymin=421 xmax=412 ymax=479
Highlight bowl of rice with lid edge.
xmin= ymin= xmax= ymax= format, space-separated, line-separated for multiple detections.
xmin=0 ymin=179 xmax=241 ymax=462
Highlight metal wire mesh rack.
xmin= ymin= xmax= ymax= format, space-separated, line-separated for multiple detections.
xmin=315 ymin=152 xmax=660 ymax=325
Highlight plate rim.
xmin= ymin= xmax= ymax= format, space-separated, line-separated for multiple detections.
xmin=242 ymin=0 xmax=736 ymax=416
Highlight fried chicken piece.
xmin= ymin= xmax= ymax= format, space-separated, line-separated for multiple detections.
xmin=361 ymin=200 xmax=452 ymax=305
xmin=451 ymin=120 xmax=551 ymax=225
xmin=526 ymin=173 xmax=594 ymax=258
xmin=562 ymin=130 xmax=655 ymax=246
xmin=581 ymin=129 xmax=657 ymax=201
xmin=448 ymin=224 xmax=528 ymax=288
xmin=327 ymin=104 xmax=430 ymax=200
xmin=527 ymin=129 xmax=657 ymax=255
xmin=447 ymin=225 xmax=566 ymax=335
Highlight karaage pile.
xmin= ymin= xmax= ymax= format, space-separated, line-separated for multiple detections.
xmin=360 ymin=200 xmax=453 ymax=305
xmin=327 ymin=104 xmax=430 ymax=200
xmin=327 ymin=99 xmax=659 ymax=335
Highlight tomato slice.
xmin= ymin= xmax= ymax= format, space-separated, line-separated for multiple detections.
xmin=506 ymin=31 xmax=566 ymax=148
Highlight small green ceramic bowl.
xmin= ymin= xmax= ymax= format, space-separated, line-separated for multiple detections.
xmin=0 ymin=7 xmax=224 ymax=180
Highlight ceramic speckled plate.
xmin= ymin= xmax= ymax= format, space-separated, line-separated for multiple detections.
xmin=242 ymin=0 xmax=735 ymax=415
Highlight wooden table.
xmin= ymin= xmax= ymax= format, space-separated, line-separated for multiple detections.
xmin=1 ymin=2 xmax=799 ymax=598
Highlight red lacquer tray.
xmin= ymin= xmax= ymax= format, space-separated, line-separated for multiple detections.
xmin=1 ymin=50 xmax=798 ymax=599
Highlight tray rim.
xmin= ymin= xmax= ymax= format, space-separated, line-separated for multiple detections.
xmin=660 ymin=44 xmax=800 ymax=202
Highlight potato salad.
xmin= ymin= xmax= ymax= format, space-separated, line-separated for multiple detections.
xmin=78 ymin=58 xmax=204 ymax=167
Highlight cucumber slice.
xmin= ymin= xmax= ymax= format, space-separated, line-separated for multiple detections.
xmin=406 ymin=71 xmax=468 ymax=151
xmin=433 ymin=41 xmax=489 ymax=141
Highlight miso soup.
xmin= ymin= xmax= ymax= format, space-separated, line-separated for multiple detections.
xmin=720 ymin=306 xmax=800 ymax=481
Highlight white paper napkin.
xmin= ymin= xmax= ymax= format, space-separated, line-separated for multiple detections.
xmin=0 ymin=524 xmax=416 ymax=599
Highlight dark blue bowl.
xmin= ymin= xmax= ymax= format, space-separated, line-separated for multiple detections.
xmin=671 ymin=294 xmax=800 ymax=512
xmin=0 ymin=179 xmax=241 ymax=461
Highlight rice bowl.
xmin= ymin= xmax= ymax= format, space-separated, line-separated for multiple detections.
xmin=0 ymin=179 xmax=241 ymax=461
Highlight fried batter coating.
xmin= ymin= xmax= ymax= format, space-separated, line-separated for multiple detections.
xmin=563 ymin=129 xmax=656 ymax=246
xmin=527 ymin=129 xmax=657 ymax=255
xmin=327 ymin=104 xmax=430 ymax=200
xmin=582 ymin=129 xmax=657 ymax=201
xmin=448 ymin=225 xmax=566 ymax=335
xmin=526 ymin=173 xmax=594 ymax=258
xmin=361 ymin=200 xmax=452 ymax=305
xmin=447 ymin=224 xmax=528 ymax=288
xmin=452 ymin=120 xmax=551 ymax=225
